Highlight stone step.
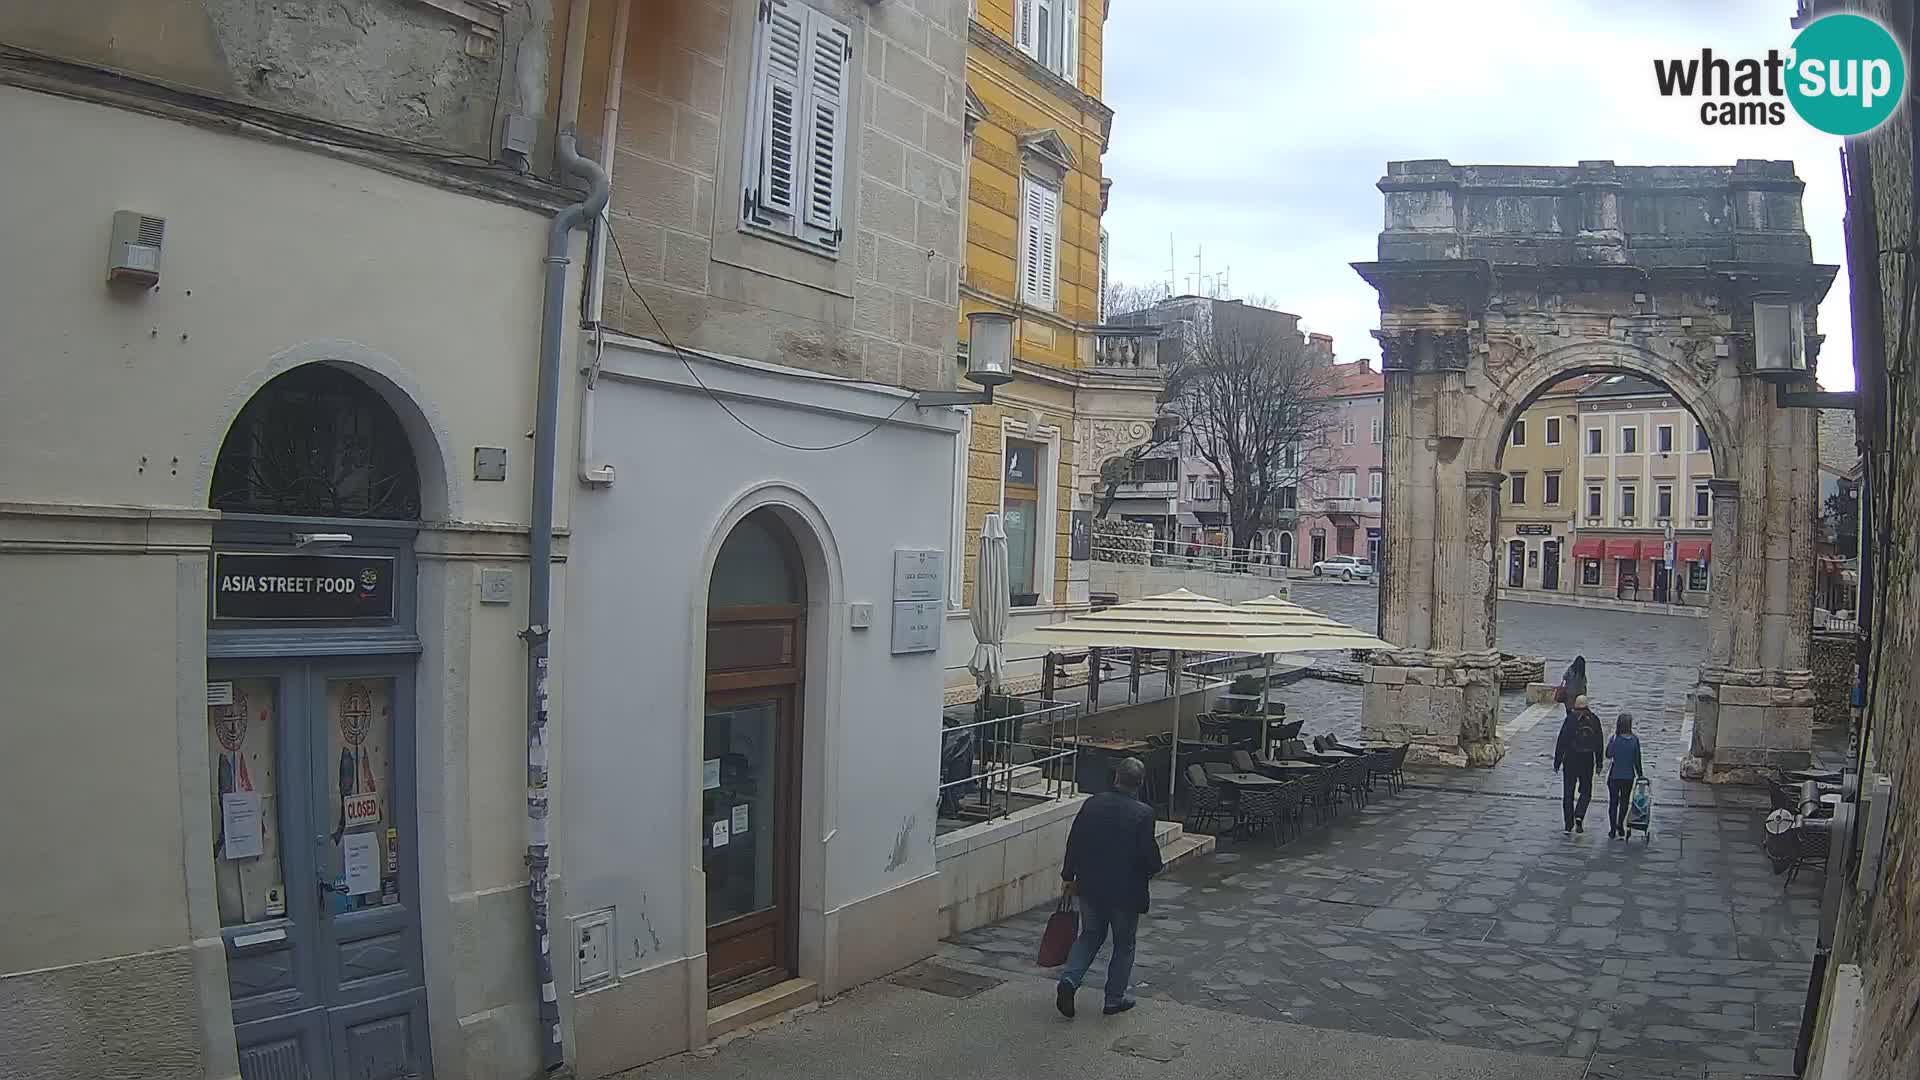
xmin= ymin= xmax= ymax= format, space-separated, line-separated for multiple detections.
xmin=706 ymin=977 xmax=819 ymax=1040
xmin=1158 ymin=830 xmax=1215 ymax=869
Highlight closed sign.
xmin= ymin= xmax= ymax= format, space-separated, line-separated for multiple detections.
xmin=343 ymin=792 xmax=381 ymax=828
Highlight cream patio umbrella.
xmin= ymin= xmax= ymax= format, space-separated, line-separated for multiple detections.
xmin=967 ymin=512 xmax=1010 ymax=810
xmin=1012 ymin=589 xmax=1392 ymax=804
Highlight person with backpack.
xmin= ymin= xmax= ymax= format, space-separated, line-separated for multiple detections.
xmin=1553 ymin=694 xmax=1605 ymax=834
xmin=1605 ymin=712 xmax=1646 ymax=839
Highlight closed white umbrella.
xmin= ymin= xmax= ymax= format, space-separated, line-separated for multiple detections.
xmin=969 ymin=512 xmax=1010 ymax=691
xmin=968 ymin=513 xmax=1010 ymax=808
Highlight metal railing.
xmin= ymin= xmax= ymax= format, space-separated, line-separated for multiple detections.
xmin=937 ymin=695 xmax=1081 ymax=825
xmin=1093 ymin=536 xmax=1295 ymax=578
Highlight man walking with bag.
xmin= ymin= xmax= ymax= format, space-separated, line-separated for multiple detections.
xmin=1055 ymin=757 xmax=1162 ymax=1018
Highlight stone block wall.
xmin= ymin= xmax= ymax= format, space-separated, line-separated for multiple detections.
xmin=1091 ymin=518 xmax=1150 ymax=563
xmin=1810 ymin=631 xmax=1853 ymax=727
xmin=1831 ymin=4 xmax=1919 ymax=1075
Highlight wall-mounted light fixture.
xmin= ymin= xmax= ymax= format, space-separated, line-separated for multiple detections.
xmin=917 ymin=311 xmax=1014 ymax=407
xmin=293 ymin=532 xmax=354 ymax=548
xmin=1753 ymin=296 xmax=1856 ymax=410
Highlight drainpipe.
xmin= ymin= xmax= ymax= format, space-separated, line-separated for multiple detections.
xmin=526 ymin=130 xmax=608 ymax=1074
xmin=577 ymin=0 xmax=630 ymax=488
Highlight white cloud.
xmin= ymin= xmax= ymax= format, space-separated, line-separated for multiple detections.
xmin=1102 ymin=0 xmax=1854 ymax=389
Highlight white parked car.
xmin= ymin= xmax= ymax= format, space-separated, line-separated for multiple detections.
xmin=1311 ymin=555 xmax=1375 ymax=581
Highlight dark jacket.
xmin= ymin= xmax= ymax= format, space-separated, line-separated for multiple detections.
xmin=1554 ymin=709 xmax=1605 ymax=775
xmin=1061 ymin=791 xmax=1164 ymax=913
xmin=1559 ymin=659 xmax=1588 ymax=716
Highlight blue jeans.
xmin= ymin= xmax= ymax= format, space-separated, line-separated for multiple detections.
xmin=1056 ymin=897 xmax=1139 ymax=1006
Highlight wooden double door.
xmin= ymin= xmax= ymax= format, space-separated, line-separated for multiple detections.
xmin=207 ymin=659 xmax=430 ymax=1080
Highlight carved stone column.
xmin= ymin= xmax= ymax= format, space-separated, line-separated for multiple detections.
xmin=1378 ymin=371 xmax=1416 ymax=646
xmin=1691 ymin=478 xmax=1740 ymax=766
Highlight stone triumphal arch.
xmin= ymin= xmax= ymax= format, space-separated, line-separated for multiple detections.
xmin=1354 ymin=160 xmax=1837 ymax=779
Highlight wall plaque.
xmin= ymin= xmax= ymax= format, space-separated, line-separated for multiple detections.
xmin=213 ymin=553 xmax=396 ymax=620
xmin=890 ymin=600 xmax=942 ymax=655
xmin=892 ymin=549 xmax=947 ymax=602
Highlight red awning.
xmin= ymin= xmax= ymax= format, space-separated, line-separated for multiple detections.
xmin=1572 ymin=538 xmax=1605 ymax=559
xmin=1605 ymin=538 xmax=1644 ymax=559
xmin=1676 ymin=539 xmax=1711 ymax=563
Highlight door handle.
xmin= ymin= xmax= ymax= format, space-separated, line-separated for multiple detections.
xmin=315 ymin=834 xmax=341 ymax=894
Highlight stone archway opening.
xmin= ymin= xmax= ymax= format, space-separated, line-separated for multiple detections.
xmin=1488 ymin=367 xmax=1728 ymax=611
xmin=1352 ymin=159 xmax=1837 ymax=777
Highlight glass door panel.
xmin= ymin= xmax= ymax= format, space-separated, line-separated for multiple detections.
xmin=704 ymin=693 xmax=792 ymax=992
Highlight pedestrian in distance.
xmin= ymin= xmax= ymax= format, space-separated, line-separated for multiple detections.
xmin=1055 ymin=756 xmax=1163 ymax=1019
xmin=1553 ymin=694 xmax=1605 ymax=834
xmin=1605 ymin=712 xmax=1646 ymax=839
xmin=1556 ymin=654 xmax=1588 ymax=723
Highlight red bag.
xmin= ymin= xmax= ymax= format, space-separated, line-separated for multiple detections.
xmin=1036 ymin=893 xmax=1079 ymax=967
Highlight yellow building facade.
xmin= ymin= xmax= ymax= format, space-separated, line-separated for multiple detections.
xmin=952 ymin=0 xmax=1161 ymax=621
xmin=1497 ymin=379 xmax=1586 ymax=592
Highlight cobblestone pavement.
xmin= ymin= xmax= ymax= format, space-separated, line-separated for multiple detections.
xmin=944 ymin=595 xmax=1825 ymax=1079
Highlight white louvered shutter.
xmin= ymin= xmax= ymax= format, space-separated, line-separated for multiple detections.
xmin=1021 ymin=178 xmax=1059 ymax=310
xmin=751 ymin=0 xmax=806 ymax=226
xmin=1017 ymin=0 xmax=1035 ymax=56
xmin=1062 ymin=0 xmax=1079 ymax=84
xmin=798 ymin=11 xmax=851 ymax=248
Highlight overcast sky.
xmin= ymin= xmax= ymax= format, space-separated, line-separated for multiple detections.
xmin=1101 ymin=0 xmax=1855 ymax=390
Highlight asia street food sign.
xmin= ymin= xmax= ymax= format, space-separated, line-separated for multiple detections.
xmin=214 ymin=553 xmax=395 ymax=620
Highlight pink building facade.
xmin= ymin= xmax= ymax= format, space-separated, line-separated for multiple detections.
xmin=1286 ymin=361 xmax=1384 ymax=569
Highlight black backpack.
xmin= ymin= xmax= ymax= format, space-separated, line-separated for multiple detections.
xmin=1572 ymin=714 xmax=1604 ymax=757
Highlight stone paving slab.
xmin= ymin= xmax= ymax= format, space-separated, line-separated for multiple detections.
xmin=943 ymin=778 xmax=1820 ymax=1076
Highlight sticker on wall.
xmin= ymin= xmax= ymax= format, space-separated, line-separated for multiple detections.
xmin=343 ymin=832 xmax=380 ymax=896
xmin=702 ymin=759 xmax=721 ymax=791
xmin=731 ymin=804 xmax=750 ymax=836
xmin=710 ymin=819 xmax=730 ymax=848
xmin=263 ymin=884 xmax=285 ymax=918
xmin=207 ymin=681 xmax=234 ymax=707
xmin=385 ymin=826 xmax=400 ymax=877
xmin=221 ymin=791 xmax=263 ymax=860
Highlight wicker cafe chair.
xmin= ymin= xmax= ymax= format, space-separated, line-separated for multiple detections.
xmin=1234 ymin=787 xmax=1287 ymax=845
xmin=1196 ymin=714 xmax=1234 ymax=744
xmin=1365 ymin=749 xmax=1397 ymax=794
xmin=1389 ymin=744 xmax=1411 ymax=792
xmin=1185 ymin=764 xmax=1229 ymax=835
xmin=1300 ymin=764 xmax=1337 ymax=826
xmin=1788 ymin=821 xmax=1831 ymax=885
xmin=1274 ymin=779 xmax=1309 ymax=843
xmin=1333 ymin=757 xmax=1370 ymax=811
xmin=1230 ymin=749 xmax=1262 ymax=774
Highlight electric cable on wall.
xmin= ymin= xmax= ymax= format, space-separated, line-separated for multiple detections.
xmin=605 ymin=223 xmax=918 ymax=452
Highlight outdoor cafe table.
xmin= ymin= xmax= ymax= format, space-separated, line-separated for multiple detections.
xmin=1259 ymin=760 xmax=1324 ymax=774
xmin=1214 ymin=772 xmax=1285 ymax=791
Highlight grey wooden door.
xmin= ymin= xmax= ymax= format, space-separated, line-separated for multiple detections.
xmin=212 ymin=662 xmax=430 ymax=1080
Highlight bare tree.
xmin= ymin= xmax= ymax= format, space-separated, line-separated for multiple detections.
xmin=1174 ymin=302 xmax=1342 ymax=550
xmin=1102 ymin=279 xmax=1172 ymax=321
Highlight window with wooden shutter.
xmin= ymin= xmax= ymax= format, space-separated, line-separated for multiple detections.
xmin=1019 ymin=176 xmax=1059 ymax=311
xmin=1019 ymin=0 xmax=1076 ymax=81
xmin=744 ymin=0 xmax=850 ymax=254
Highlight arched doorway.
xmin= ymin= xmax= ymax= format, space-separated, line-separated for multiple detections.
xmin=1277 ymin=531 xmax=1294 ymax=568
xmin=1355 ymin=159 xmax=1834 ymax=774
xmin=205 ymin=363 xmax=433 ymax=1080
xmin=703 ymin=510 xmax=806 ymax=1002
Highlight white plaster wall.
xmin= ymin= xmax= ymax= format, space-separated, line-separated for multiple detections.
xmin=0 ymin=85 xmax=567 ymax=531
xmin=0 ymin=85 xmax=575 ymax=1080
xmin=558 ymin=338 xmax=961 ymax=996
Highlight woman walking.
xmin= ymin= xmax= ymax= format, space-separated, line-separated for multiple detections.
xmin=1605 ymin=713 xmax=1646 ymax=839
xmin=1558 ymin=655 xmax=1588 ymax=722
xmin=1553 ymin=694 xmax=1604 ymax=834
